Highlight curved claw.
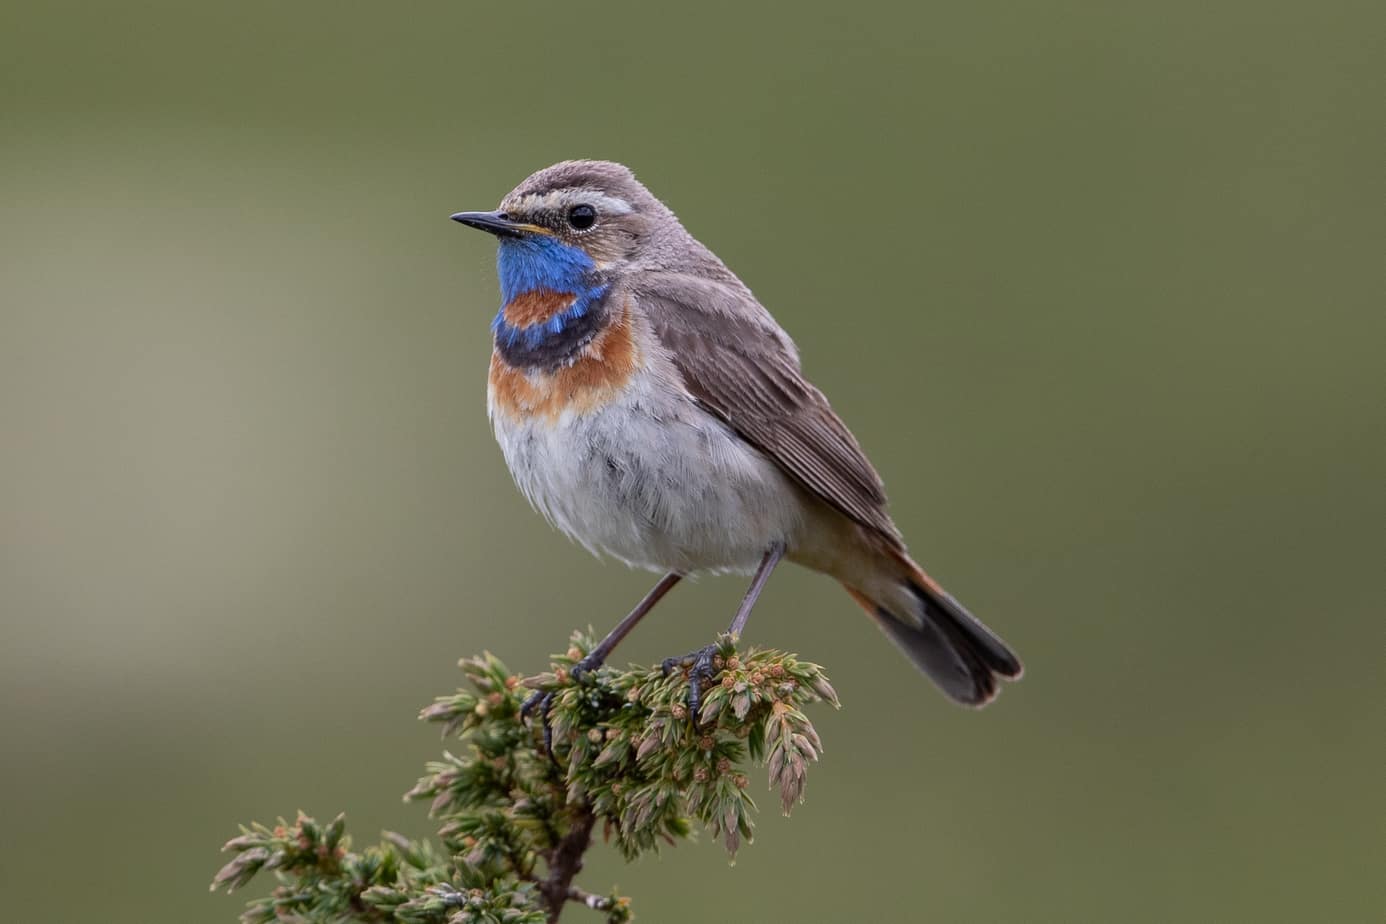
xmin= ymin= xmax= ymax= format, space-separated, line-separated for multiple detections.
xmin=568 ymin=655 xmax=604 ymax=686
xmin=662 ymin=643 xmax=721 ymax=727
xmin=521 ymin=652 xmax=608 ymax=764
xmin=520 ymin=690 xmax=557 ymax=761
xmin=520 ymin=688 xmax=547 ymax=718
xmin=686 ymin=648 xmax=720 ymax=722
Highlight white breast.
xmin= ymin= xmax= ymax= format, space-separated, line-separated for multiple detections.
xmin=489 ymin=368 xmax=805 ymax=575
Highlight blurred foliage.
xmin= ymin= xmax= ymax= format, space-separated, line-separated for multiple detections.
xmin=214 ymin=633 xmax=837 ymax=921
xmin=211 ymin=814 xmax=526 ymax=924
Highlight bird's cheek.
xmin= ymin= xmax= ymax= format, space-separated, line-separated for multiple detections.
xmin=578 ymin=236 xmax=625 ymax=268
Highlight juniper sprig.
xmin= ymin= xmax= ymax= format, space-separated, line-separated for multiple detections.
xmin=213 ymin=630 xmax=838 ymax=922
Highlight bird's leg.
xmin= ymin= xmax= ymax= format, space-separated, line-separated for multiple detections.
xmin=662 ymin=542 xmax=786 ymax=721
xmin=573 ymin=571 xmax=683 ymax=681
xmin=522 ymin=572 xmax=682 ymax=755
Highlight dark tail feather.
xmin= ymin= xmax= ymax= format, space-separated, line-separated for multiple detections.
xmin=848 ymin=576 xmax=1023 ymax=707
xmin=908 ymin=578 xmax=1023 ymax=680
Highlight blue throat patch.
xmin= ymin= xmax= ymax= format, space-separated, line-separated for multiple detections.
xmin=497 ymin=235 xmax=594 ymax=303
xmin=490 ymin=236 xmax=611 ymax=369
xmin=492 ymin=236 xmax=608 ymax=352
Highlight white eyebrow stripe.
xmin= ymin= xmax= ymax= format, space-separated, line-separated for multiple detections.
xmin=587 ymin=192 xmax=633 ymax=215
xmin=517 ymin=189 xmax=633 ymax=216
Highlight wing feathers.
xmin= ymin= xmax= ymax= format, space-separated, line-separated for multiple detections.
xmin=638 ymin=273 xmax=901 ymax=544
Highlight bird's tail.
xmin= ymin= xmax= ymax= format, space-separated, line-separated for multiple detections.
xmin=842 ymin=551 xmax=1022 ymax=706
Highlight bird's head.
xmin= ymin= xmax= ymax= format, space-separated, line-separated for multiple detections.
xmin=452 ymin=160 xmax=658 ymax=301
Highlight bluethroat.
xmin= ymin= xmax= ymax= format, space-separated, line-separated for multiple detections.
xmin=452 ymin=161 xmax=1021 ymax=729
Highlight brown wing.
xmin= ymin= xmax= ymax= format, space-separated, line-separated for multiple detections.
xmin=637 ymin=272 xmax=902 ymax=545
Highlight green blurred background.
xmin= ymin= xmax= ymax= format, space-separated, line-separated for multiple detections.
xmin=2 ymin=1 xmax=1382 ymax=921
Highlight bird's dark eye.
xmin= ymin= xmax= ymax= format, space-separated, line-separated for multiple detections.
xmin=567 ymin=204 xmax=596 ymax=230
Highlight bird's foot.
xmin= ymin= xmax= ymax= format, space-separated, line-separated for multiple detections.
xmin=661 ymin=643 xmax=724 ymax=725
xmin=519 ymin=689 xmax=557 ymax=760
xmin=568 ymin=653 xmax=605 ymax=686
xmin=521 ymin=653 xmax=606 ymax=762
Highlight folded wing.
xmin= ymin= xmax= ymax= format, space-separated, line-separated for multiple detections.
xmin=637 ymin=272 xmax=902 ymax=546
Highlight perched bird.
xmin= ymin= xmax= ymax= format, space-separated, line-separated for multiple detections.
xmin=451 ymin=160 xmax=1020 ymax=721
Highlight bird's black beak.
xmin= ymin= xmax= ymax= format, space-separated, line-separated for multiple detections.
xmin=449 ymin=210 xmax=538 ymax=238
